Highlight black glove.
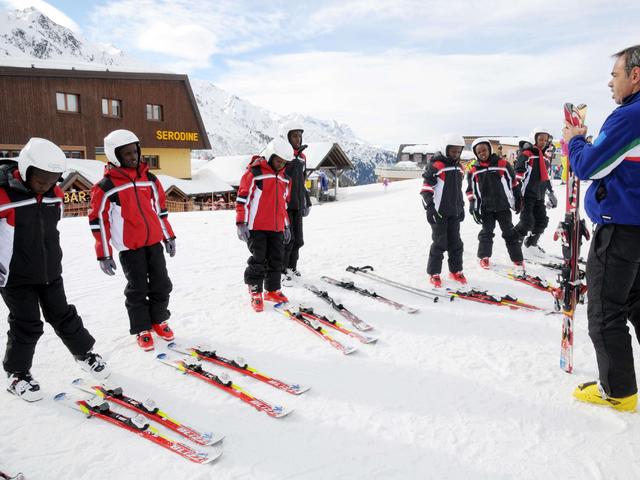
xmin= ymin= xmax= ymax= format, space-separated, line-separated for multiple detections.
xmin=164 ymin=238 xmax=176 ymax=257
xmin=546 ymin=190 xmax=558 ymax=209
xmin=513 ymin=189 xmax=523 ymax=214
xmin=99 ymin=257 xmax=117 ymax=276
xmin=283 ymin=226 xmax=292 ymax=244
xmin=469 ymin=200 xmax=482 ymax=224
xmin=302 ymin=205 xmax=311 ymax=217
xmin=426 ymin=204 xmax=440 ymax=225
xmin=237 ymin=223 xmax=250 ymax=242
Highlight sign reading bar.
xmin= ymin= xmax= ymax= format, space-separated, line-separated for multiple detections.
xmin=64 ymin=191 xmax=90 ymax=203
xmin=156 ymin=130 xmax=199 ymax=142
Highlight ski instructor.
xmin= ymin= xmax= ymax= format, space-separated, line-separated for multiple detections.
xmin=566 ymin=45 xmax=640 ymax=412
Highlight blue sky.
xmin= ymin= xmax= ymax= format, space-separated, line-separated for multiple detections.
xmin=3 ymin=0 xmax=640 ymax=147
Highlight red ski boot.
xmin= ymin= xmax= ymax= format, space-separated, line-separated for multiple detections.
xmin=263 ymin=290 xmax=289 ymax=303
xmin=136 ymin=330 xmax=154 ymax=351
xmin=152 ymin=321 xmax=175 ymax=341
xmin=449 ymin=271 xmax=468 ymax=285
xmin=250 ymin=291 xmax=264 ymax=312
xmin=479 ymin=257 xmax=490 ymax=269
xmin=429 ymin=274 xmax=442 ymax=288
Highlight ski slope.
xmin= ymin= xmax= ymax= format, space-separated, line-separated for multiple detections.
xmin=2 ymin=178 xmax=639 ymax=480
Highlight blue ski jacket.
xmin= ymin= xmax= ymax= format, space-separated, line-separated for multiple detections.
xmin=569 ymin=90 xmax=640 ymax=225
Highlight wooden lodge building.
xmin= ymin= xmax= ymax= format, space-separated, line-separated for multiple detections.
xmin=0 ymin=66 xmax=210 ymax=179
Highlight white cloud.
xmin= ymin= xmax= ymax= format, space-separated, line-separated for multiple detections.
xmin=1 ymin=0 xmax=81 ymax=32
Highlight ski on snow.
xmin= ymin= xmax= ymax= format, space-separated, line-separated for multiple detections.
xmin=320 ymin=276 xmax=419 ymax=313
xmin=166 ymin=342 xmax=310 ymax=395
xmin=0 ymin=471 xmax=25 ymax=480
xmin=54 ymin=392 xmax=220 ymax=464
xmin=303 ymin=283 xmax=375 ymax=331
xmin=156 ymin=353 xmax=292 ymax=418
xmin=296 ymin=306 xmax=379 ymax=344
xmin=274 ymin=303 xmax=359 ymax=355
xmin=71 ymin=377 xmax=222 ymax=446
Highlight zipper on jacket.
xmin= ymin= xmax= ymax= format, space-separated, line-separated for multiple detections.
xmin=38 ymin=198 xmax=49 ymax=284
xmin=132 ymin=180 xmax=151 ymax=246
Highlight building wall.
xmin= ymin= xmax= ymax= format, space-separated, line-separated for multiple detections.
xmin=96 ymin=147 xmax=191 ymax=178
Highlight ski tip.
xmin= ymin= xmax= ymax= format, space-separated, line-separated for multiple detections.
xmin=343 ymin=346 xmax=359 ymax=355
xmin=271 ymin=406 xmax=294 ymax=418
xmin=203 ymin=432 xmax=225 ymax=446
xmin=53 ymin=392 xmax=68 ymax=401
xmin=156 ymin=353 xmax=169 ymax=360
xmin=201 ymin=448 xmax=224 ymax=464
xmin=71 ymin=377 xmax=84 ymax=386
xmin=167 ymin=341 xmax=177 ymax=349
xmin=291 ymin=385 xmax=311 ymax=395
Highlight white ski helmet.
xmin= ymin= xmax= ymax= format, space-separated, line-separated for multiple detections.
xmin=440 ymin=134 xmax=466 ymax=155
xmin=260 ymin=137 xmax=295 ymax=162
xmin=471 ymin=137 xmax=493 ymax=156
xmin=530 ymin=127 xmax=552 ymax=144
xmin=104 ymin=129 xmax=140 ymax=166
xmin=18 ymin=137 xmax=66 ymax=182
xmin=279 ymin=120 xmax=304 ymax=140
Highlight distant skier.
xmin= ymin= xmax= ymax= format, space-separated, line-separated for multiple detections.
xmin=383 ymin=177 xmax=390 ymax=192
xmin=280 ymin=121 xmax=311 ymax=283
xmin=514 ymin=128 xmax=554 ymax=253
xmin=466 ymin=138 xmax=525 ymax=272
xmin=236 ymin=137 xmax=293 ymax=312
xmin=1 ymin=138 xmax=109 ymax=402
xmin=420 ymin=134 xmax=467 ymax=287
xmin=89 ymin=130 xmax=177 ymax=352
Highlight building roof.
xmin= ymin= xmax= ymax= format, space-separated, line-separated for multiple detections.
xmin=195 ymin=155 xmax=252 ymax=188
xmin=303 ymin=142 xmax=353 ymax=170
xmin=402 ymin=144 xmax=436 ymax=155
xmin=0 ymin=66 xmax=211 ymax=149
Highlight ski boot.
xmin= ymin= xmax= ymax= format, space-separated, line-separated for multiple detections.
xmin=429 ymin=274 xmax=442 ymax=288
xmin=7 ymin=371 xmax=44 ymax=402
xmin=74 ymin=351 xmax=111 ymax=380
xmin=513 ymin=261 xmax=526 ymax=276
xmin=281 ymin=270 xmax=294 ymax=288
xmin=249 ymin=286 xmax=264 ymax=312
xmin=290 ymin=269 xmax=302 ymax=277
xmin=479 ymin=257 xmax=490 ymax=269
xmin=136 ymin=330 xmax=155 ymax=351
xmin=573 ymin=381 xmax=637 ymax=412
xmin=152 ymin=321 xmax=175 ymax=341
xmin=449 ymin=271 xmax=468 ymax=285
xmin=264 ymin=290 xmax=289 ymax=303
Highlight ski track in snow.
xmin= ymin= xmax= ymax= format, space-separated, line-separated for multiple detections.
xmin=2 ymin=179 xmax=640 ymax=479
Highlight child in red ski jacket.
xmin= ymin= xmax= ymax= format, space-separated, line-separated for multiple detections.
xmin=236 ymin=137 xmax=293 ymax=311
xmin=88 ymin=129 xmax=176 ymax=351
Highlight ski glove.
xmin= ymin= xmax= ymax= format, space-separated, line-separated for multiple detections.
xmin=546 ymin=190 xmax=558 ymax=209
xmin=302 ymin=205 xmax=311 ymax=217
xmin=237 ymin=223 xmax=250 ymax=242
xmin=513 ymin=189 xmax=523 ymax=214
xmin=284 ymin=226 xmax=292 ymax=244
xmin=0 ymin=261 xmax=6 ymax=284
xmin=99 ymin=257 xmax=117 ymax=276
xmin=469 ymin=201 xmax=482 ymax=225
xmin=164 ymin=238 xmax=176 ymax=257
xmin=426 ymin=204 xmax=441 ymax=225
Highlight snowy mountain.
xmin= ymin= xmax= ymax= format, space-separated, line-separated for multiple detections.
xmin=0 ymin=7 xmax=395 ymax=184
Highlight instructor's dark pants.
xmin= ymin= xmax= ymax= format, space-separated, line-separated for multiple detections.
xmin=515 ymin=196 xmax=549 ymax=241
xmin=427 ymin=215 xmax=463 ymax=275
xmin=1 ymin=277 xmax=95 ymax=373
xmin=245 ymin=230 xmax=285 ymax=292
xmin=478 ymin=210 xmax=523 ymax=262
xmin=119 ymin=243 xmax=172 ymax=335
xmin=587 ymin=224 xmax=640 ymax=397
xmin=283 ymin=209 xmax=304 ymax=271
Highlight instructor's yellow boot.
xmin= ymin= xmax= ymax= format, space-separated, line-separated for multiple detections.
xmin=573 ymin=381 xmax=637 ymax=412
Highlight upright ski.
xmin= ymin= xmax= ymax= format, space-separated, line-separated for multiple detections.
xmin=166 ymin=343 xmax=310 ymax=395
xmin=297 ymin=306 xmax=379 ymax=344
xmin=71 ymin=378 xmax=222 ymax=446
xmin=303 ymin=284 xmax=374 ymax=331
xmin=156 ymin=354 xmax=292 ymax=418
xmin=274 ymin=303 xmax=358 ymax=354
xmin=54 ymin=392 xmax=220 ymax=464
xmin=320 ymin=276 xmax=419 ymax=313
xmin=555 ymin=102 xmax=590 ymax=373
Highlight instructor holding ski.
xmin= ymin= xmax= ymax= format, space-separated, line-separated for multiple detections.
xmin=566 ymin=45 xmax=640 ymax=412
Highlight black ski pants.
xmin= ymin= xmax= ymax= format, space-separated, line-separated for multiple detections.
xmin=587 ymin=224 xmax=640 ymax=397
xmin=515 ymin=197 xmax=549 ymax=241
xmin=245 ymin=230 xmax=285 ymax=292
xmin=119 ymin=243 xmax=172 ymax=335
xmin=1 ymin=277 xmax=95 ymax=374
xmin=283 ymin=208 xmax=304 ymax=271
xmin=427 ymin=215 xmax=464 ymax=275
xmin=477 ymin=210 xmax=523 ymax=262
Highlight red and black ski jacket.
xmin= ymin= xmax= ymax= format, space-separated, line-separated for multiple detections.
xmin=514 ymin=144 xmax=551 ymax=200
xmin=88 ymin=163 xmax=175 ymax=260
xmin=0 ymin=161 xmax=64 ymax=287
xmin=284 ymin=149 xmax=311 ymax=211
xmin=420 ymin=153 xmax=465 ymax=217
xmin=235 ymin=156 xmax=290 ymax=231
xmin=466 ymin=153 xmax=519 ymax=213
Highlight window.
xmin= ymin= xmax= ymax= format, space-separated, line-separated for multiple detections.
xmin=146 ymin=104 xmax=163 ymax=121
xmin=56 ymin=92 xmax=79 ymax=112
xmin=143 ymin=155 xmax=160 ymax=169
xmin=102 ymin=98 xmax=122 ymax=118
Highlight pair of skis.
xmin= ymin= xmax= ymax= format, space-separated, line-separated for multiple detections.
xmin=556 ymin=102 xmax=591 ymax=373
xmin=303 ymin=283 xmax=376 ymax=331
xmin=55 ymin=381 xmax=222 ymax=464
xmin=320 ymin=276 xmax=419 ymax=314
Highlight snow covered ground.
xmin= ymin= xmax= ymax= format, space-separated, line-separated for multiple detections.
xmin=2 ymin=178 xmax=640 ymax=480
